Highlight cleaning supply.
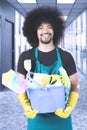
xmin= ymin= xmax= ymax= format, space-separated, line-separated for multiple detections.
xmin=2 ymin=69 xmax=28 ymax=94
xmin=59 ymin=67 xmax=71 ymax=88
xmin=32 ymin=73 xmax=62 ymax=86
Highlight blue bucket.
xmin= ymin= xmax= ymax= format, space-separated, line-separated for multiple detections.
xmin=27 ymin=85 xmax=65 ymax=113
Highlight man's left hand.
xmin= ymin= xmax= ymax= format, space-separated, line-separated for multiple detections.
xmin=55 ymin=106 xmax=72 ymax=118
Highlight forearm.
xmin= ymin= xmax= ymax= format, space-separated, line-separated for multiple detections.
xmin=17 ymin=73 xmax=38 ymax=118
xmin=69 ymin=72 xmax=80 ymax=93
xmin=55 ymin=72 xmax=80 ymax=118
xmin=18 ymin=92 xmax=38 ymax=118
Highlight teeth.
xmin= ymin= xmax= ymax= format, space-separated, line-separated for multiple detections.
xmin=42 ymin=34 xmax=50 ymax=38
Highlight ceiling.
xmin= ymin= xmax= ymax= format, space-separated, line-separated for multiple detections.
xmin=6 ymin=0 xmax=87 ymax=27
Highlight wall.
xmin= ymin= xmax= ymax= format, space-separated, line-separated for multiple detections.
xmin=64 ymin=9 xmax=87 ymax=76
xmin=0 ymin=0 xmax=15 ymax=90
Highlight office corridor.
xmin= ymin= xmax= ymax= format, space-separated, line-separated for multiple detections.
xmin=0 ymin=0 xmax=87 ymax=129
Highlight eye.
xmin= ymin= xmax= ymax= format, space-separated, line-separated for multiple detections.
xmin=39 ymin=27 xmax=43 ymax=29
xmin=48 ymin=25 xmax=53 ymax=29
xmin=38 ymin=26 xmax=43 ymax=30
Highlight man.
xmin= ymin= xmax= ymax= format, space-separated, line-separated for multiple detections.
xmin=17 ymin=6 xmax=79 ymax=130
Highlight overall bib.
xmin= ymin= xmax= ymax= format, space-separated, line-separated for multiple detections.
xmin=27 ymin=47 xmax=73 ymax=130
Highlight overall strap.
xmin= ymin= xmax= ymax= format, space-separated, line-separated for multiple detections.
xmin=35 ymin=47 xmax=62 ymax=64
xmin=56 ymin=47 xmax=62 ymax=68
xmin=34 ymin=47 xmax=63 ymax=74
xmin=35 ymin=47 xmax=38 ymax=61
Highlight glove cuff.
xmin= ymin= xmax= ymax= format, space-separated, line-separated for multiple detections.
xmin=66 ymin=91 xmax=79 ymax=110
xmin=18 ymin=92 xmax=31 ymax=111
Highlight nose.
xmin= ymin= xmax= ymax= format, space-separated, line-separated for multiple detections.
xmin=43 ymin=27 xmax=49 ymax=33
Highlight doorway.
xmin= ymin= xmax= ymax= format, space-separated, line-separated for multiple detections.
xmin=2 ymin=19 xmax=14 ymax=73
xmin=1 ymin=19 xmax=14 ymax=90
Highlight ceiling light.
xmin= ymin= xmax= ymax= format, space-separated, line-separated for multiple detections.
xmin=60 ymin=16 xmax=68 ymax=21
xmin=17 ymin=0 xmax=36 ymax=3
xmin=64 ymin=16 xmax=68 ymax=21
xmin=57 ymin=0 xmax=75 ymax=4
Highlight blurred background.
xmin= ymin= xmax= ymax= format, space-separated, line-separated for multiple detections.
xmin=0 ymin=0 xmax=87 ymax=130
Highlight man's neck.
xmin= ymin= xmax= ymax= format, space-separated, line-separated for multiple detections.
xmin=38 ymin=42 xmax=55 ymax=52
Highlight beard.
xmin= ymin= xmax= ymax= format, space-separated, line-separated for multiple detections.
xmin=40 ymin=33 xmax=53 ymax=44
xmin=40 ymin=38 xmax=52 ymax=44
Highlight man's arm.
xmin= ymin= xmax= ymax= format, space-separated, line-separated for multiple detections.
xmin=17 ymin=72 xmax=38 ymax=118
xmin=70 ymin=72 xmax=80 ymax=93
xmin=55 ymin=72 xmax=80 ymax=118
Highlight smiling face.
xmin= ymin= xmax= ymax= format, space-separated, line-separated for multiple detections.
xmin=37 ymin=23 xmax=54 ymax=45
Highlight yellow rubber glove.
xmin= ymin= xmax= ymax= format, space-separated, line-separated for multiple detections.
xmin=59 ymin=67 xmax=71 ymax=88
xmin=55 ymin=91 xmax=79 ymax=118
xmin=18 ymin=92 xmax=38 ymax=118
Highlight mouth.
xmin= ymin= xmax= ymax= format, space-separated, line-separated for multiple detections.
xmin=41 ymin=33 xmax=51 ymax=38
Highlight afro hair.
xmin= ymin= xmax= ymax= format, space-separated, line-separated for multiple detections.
xmin=23 ymin=6 xmax=65 ymax=47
